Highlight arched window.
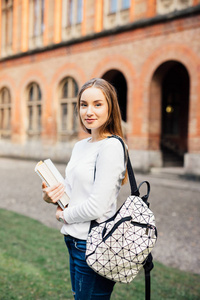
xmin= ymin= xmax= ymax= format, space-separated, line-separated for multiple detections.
xmin=27 ymin=82 xmax=42 ymax=137
xmin=59 ymin=77 xmax=78 ymax=141
xmin=1 ymin=0 xmax=13 ymax=56
xmin=0 ymin=87 xmax=12 ymax=138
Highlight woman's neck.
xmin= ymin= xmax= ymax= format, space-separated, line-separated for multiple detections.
xmin=90 ymin=131 xmax=112 ymax=143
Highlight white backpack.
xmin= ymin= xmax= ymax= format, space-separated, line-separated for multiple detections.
xmin=86 ymin=135 xmax=157 ymax=300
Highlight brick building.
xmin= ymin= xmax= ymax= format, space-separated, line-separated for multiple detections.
xmin=0 ymin=0 xmax=200 ymax=175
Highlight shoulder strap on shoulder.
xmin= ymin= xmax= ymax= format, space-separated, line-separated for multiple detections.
xmin=107 ymin=135 xmax=139 ymax=196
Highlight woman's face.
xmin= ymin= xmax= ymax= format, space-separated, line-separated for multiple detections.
xmin=79 ymin=87 xmax=109 ymax=135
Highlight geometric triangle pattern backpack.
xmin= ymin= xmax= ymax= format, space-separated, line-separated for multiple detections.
xmin=86 ymin=135 xmax=158 ymax=300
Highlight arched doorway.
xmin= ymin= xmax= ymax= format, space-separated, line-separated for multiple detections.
xmin=102 ymin=69 xmax=127 ymax=122
xmin=150 ymin=61 xmax=190 ymax=167
xmin=161 ymin=62 xmax=189 ymax=166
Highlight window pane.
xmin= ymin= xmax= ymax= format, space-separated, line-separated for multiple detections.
xmin=62 ymin=81 xmax=68 ymax=98
xmin=0 ymin=109 xmax=4 ymax=129
xmin=34 ymin=0 xmax=39 ymax=36
xmin=37 ymin=84 xmax=42 ymax=100
xmin=4 ymin=0 xmax=13 ymax=47
xmin=33 ymin=0 xmax=44 ymax=36
xmin=7 ymin=90 xmax=11 ymax=103
xmin=77 ymin=0 xmax=83 ymax=23
xmin=61 ymin=103 xmax=68 ymax=130
xmin=29 ymin=86 xmax=34 ymax=101
xmin=74 ymin=80 xmax=78 ymax=97
xmin=0 ymin=87 xmax=11 ymax=134
xmin=110 ymin=0 xmax=117 ymax=13
xmin=2 ymin=89 xmax=6 ymax=104
xmin=73 ymin=102 xmax=77 ymax=131
xmin=7 ymin=107 xmax=11 ymax=129
xmin=68 ymin=0 xmax=73 ymax=26
xmin=28 ymin=106 xmax=33 ymax=130
xmin=41 ymin=0 xmax=45 ymax=33
xmin=122 ymin=0 xmax=130 ymax=9
xmin=37 ymin=104 xmax=42 ymax=130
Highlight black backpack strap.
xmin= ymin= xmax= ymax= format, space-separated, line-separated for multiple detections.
xmin=108 ymin=135 xmax=139 ymax=196
xmin=137 ymin=180 xmax=151 ymax=206
xmin=127 ymin=154 xmax=140 ymax=196
xmin=143 ymin=253 xmax=154 ymax=300
xmin=145 ymin=267 xmax=151 ymax=300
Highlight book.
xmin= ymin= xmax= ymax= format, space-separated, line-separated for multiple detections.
xmin=35 ymin=159 xmax=69 ymax=210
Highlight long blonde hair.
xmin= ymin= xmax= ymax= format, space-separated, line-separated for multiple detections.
xmin=77 ymin=78 xmax=128 ymax=184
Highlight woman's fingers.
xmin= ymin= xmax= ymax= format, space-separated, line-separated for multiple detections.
xmin=47 ymin=184 xmax=65 ymax=203
xmin=42 ymin=181 xmax=47 ymax=189
xmin=42 ymin=183 xmax=65 ymax=204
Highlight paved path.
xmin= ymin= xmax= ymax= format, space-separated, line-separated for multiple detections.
xmin=0 ymin=157 xmax=200 ymax=275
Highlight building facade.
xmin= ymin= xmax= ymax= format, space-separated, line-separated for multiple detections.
xmin=0 ymin=0 xmax=200 ymax=174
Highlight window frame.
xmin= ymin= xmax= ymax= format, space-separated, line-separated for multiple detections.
xmin=29 ymin=0 xmax=45 ymax=49
xmin=1 ymin=0 xmax=13 ymax=56
xmin=58 ymin=77 xmax=79 ymax=141
xmin=0 ymin=87 xmax=12 ymax=138
xmin=27 ymin=82 xmax=42 ymax=138
xmin=104 ymin=0 xmax=131 ymax=29
xmin=62 ymin=0 xmax=83 ymax=41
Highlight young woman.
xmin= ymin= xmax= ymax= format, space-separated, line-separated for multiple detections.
xmin=42 ymin=78 xmax=127 ymax=299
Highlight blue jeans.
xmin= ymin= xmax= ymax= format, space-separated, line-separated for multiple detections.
xmin=64 ymin=235 xmax=115 ymax=300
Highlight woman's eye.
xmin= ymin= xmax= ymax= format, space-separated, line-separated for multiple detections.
xmin=95 ymin=103 xmax=101 ymax=107
xmin=80 ymin=103 xmax=87 ymax=107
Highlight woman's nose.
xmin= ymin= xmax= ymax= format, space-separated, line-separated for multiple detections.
xmin=86 ymin=105 xmax=93 ymax=115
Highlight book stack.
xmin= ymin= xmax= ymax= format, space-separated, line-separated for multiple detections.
xmin=35 ymin=159 xmax=69 ymax=210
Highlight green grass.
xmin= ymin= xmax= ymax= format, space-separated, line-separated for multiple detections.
xmin=0 ymin=209 xmax=199 ymax=300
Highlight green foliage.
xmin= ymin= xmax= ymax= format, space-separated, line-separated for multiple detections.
xmin=0 ymin=209 xmax=199 ymax=300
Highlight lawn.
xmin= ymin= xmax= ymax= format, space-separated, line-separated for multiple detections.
xmin=0 ymin=209 xmax=199 ymax=300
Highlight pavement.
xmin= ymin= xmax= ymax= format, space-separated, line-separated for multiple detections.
xmin=0 ymin=157 xmax=200 ymax=275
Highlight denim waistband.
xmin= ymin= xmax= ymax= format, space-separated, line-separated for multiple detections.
xmin=64 ymin=234 xmax=86 ymax=242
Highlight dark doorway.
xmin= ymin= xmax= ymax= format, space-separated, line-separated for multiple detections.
xmin=102 ymin=70 xmax=127 ymax=122
xmin=161 ymin=62 xmax=189 ymax=166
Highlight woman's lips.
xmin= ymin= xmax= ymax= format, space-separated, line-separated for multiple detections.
xmin=85 ymin=119 xmax=96 ymax=124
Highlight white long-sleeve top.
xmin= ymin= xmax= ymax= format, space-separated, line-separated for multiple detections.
xmin=61 ymin=137 xmax=126 ymax=240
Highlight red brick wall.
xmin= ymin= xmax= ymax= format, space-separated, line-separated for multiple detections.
xmin=0 ymin=3 xmax=200 ymax=159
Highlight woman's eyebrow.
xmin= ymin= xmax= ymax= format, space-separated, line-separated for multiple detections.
xmin=80 ymin=99 xmax=104 ymax=102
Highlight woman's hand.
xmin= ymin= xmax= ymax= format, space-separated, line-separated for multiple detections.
xmin=56 ymin=206 xmax=63 ymax=221
xmin=42 ymin=181 xmax=65 ymax=204
xmin=56 ymin=206 xmax=67 ymax=224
